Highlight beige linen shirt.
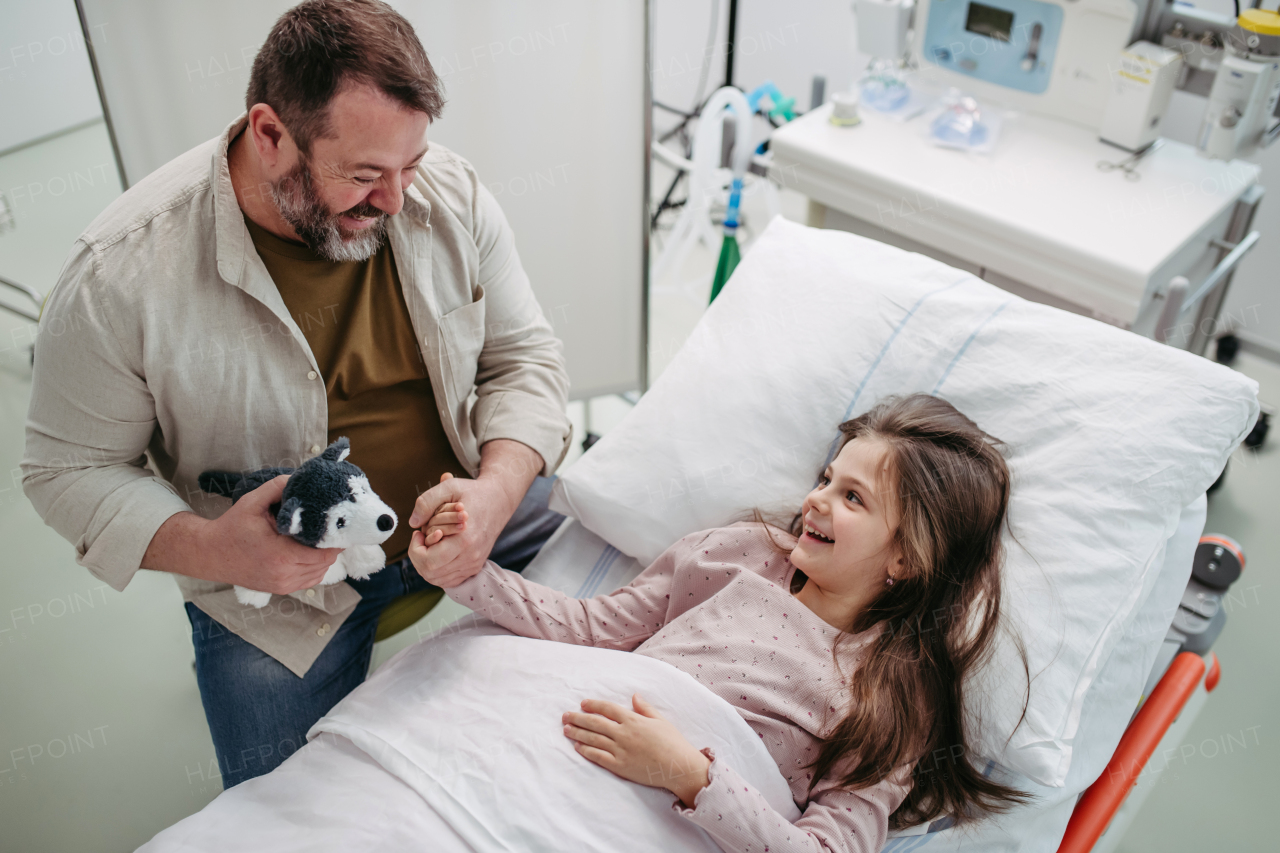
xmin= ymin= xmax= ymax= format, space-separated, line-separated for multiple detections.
xmin=21 ymin=114 xmax=572 ymax=677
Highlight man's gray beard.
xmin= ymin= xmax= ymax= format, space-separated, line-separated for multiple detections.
xmin=268 ymin=157 xmax=389 ymax=263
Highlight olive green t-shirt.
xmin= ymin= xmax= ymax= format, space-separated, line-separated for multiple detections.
xmin=243 ymin=213 xmax=469 ymax=566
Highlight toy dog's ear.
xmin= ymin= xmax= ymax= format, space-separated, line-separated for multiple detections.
xmin=277 ymin=497 xmax=304 ymax=537
xmin=319 ymin=437 xmax=351 ymax=464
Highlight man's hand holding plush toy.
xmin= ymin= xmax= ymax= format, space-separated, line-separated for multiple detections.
xmin=196 ymin=438 xmax=400 ymax=607
xmin=198 ymin=474 xmax=344 ymax=595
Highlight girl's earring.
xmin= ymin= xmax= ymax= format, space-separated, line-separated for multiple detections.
xmin=885 ymin=575 xmax=896 ymax=587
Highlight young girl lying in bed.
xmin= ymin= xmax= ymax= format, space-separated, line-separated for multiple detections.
xmin=408 ymin=393 xmax=1029 ymax=853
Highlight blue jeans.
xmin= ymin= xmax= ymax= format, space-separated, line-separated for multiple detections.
xmin=184 ymin=476 xmax=564 ymax=790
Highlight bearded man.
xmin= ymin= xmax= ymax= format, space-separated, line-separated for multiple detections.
xmin=22 ymin=0 xmax=572 ymax=788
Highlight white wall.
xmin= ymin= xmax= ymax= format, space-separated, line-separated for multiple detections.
xmin=0 ymin=0 xmax=103 ymax=153
xmin=0 ymin=123 xmax=122 ymax=296
xmin=76 ymin=0 xmax=649 ymax=399
xmin=0 ymin=0 xmax=121 ymax=329
xmin=652 ymin=0 xmax=1280 ymax=356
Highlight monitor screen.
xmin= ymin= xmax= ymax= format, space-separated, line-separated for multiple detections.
xmin=965 ymin=2 xmax=1015 ymax=42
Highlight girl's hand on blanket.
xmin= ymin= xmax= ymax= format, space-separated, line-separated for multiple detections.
xmin=562 ymin=693 xmax=712 ymax=809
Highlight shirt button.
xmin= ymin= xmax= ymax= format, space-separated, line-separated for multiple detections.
xmin=306 ymin=589 xmax=316 ymax=598
xmin=317 ymin=622 xmax=331 ymax=637
xmin=309 ymin=444 xmax=322 ymax=454
xmin=307 ymin=370 xmax=318 ymax=380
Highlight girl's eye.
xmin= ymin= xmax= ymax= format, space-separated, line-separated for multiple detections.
xmin=819 ymin=474 xmax=830 ymax=486
xmin=847 ymin=491 xmax=862 ymax=504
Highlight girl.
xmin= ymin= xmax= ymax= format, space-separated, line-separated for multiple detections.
xmin=409 ymin=393 xmax=1029 ymax=853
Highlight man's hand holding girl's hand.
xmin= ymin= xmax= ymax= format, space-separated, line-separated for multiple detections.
xmin=408 ymin=439 xmax=543 ymax=589
xmin=408 ymin=473 xmax=479 ymax=587
xmin=562 ymin=693 xmax=711 ymax=809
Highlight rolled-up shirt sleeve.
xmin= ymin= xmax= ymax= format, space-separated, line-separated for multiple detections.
xmin=20 ymin=241 xmax=192 ymax=592
xmin=467 ymin=177 xmax=572 ymax=475
xmin=672 ymin=748 xmax=912 ymax=853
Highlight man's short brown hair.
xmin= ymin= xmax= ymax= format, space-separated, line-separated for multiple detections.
xmin=247 ymin=0 xmax=445 ymax=153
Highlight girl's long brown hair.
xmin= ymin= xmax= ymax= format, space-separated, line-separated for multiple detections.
xmin=761 ymin=393 xmax=1031 ymax=829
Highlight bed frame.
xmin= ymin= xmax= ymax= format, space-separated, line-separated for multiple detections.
xmin=1058 ymin=533 xmax=1245 ymax=852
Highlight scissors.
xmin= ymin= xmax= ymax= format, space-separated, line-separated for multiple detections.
xmin=1097 ymin=139 xmax=1163 ymax=181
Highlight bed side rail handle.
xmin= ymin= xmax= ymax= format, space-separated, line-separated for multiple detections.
xmin=1183 ymin=230 xmax=1260 ymax=314
xmin=1056 ymin=652 xmax=1209 ymax=853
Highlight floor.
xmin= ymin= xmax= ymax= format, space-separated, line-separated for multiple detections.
xmin=1 ymin=145 xmax=1275 ymax=851
xmin=1116 ymin=350 xmax=1279 ymax=853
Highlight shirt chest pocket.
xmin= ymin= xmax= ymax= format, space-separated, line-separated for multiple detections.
xmin=437 ymin=286 xmax=486 ymax=401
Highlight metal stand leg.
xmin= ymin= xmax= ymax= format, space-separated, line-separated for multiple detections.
xmin=582 ymin=398 xmax=601 ymax=452
xmin=1189 ymin=185 xmax=1264 ymax=356
xmin=806 ymin=199 xmax=827 ymax=228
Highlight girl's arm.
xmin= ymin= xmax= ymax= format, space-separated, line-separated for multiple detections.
xmin=673 ymin=752 xmax=912 ymax=853
xmin=443 ymin=531 xmax=712 ymax=651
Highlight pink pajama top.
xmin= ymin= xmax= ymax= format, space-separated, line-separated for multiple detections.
xmin=445 ymin=521 xmax=912 ymax=853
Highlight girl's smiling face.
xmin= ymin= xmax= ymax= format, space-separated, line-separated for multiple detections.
xmin=790 ymin=437 xmax=905 ymax=597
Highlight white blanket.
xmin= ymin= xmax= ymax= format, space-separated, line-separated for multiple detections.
xmin=138 ymin=619 xmax=799 ymax=852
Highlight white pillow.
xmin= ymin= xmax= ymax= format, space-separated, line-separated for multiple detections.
xmin=550 ymin=216 xmax=1258 ymax=788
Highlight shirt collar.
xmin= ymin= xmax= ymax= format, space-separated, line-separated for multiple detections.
xmin=212 ymin=113 xmax=250 ymax=287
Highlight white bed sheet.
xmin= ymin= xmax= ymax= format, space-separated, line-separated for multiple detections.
xmin=137 ymin=731 xmax=471 ymax=852
xmin=137 ymin=612 xmax=798 ymax=852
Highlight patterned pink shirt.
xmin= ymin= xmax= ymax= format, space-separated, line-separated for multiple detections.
xmin=446 ymin=522 xmax=912 ymax=853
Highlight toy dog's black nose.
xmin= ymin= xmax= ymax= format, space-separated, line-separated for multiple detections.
xmin=377 ymin=514 xmax=394 ymax=532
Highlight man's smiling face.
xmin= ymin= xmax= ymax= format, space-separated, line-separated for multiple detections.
xmin=268 ymin=81 xmax=430 ymax=262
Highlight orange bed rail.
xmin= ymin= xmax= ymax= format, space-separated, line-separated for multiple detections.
xmin=1056 ymin=652 xmax=1212 ymax=853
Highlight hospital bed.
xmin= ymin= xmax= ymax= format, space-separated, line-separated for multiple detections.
xmin=519 ymin=510 xmax=1242 ymax=853
xmin=136 ymin=217 xmax=1258 ymax=852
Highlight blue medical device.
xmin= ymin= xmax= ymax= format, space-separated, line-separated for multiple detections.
xmin=921 ymin=0 xmax=1064 ymax=94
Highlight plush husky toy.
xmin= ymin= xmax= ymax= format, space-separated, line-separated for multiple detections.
xmin=197 ymin=437 xmax=398 ymax=608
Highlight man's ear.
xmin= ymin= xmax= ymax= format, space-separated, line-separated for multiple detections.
xmin=247 ymin=102 xmax=294 ymax=169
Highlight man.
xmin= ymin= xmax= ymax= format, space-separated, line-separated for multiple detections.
xmin=21 ymin=0 xmax=571 ymax=789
